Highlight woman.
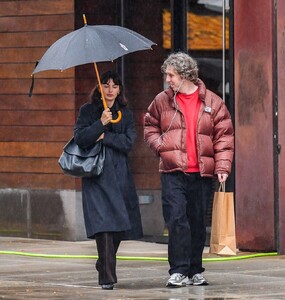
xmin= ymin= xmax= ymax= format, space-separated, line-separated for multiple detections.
xmin=74 ymin=70 xmax=143 ymax=290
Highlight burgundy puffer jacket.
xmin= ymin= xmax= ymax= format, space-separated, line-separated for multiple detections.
xmin=144 ymin=79 xmax=234 ymax=177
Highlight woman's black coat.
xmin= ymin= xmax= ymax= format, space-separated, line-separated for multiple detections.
xmin=74 ymin=101 xmax=143 ymax=240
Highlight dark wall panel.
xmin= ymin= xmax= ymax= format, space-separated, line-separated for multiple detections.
xmin=123 ymin=0 xmax=164 ymax=190
xmin=74 ymin=0 xmax=164 ymax=190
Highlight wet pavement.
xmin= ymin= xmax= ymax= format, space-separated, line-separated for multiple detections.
xmin=0 ymin=237 xmax=285 ymax=299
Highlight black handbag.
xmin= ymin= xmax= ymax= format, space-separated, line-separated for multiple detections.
xmin=58 ymin=137 xmax=105 ymax=177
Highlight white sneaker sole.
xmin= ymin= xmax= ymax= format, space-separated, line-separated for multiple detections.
xmin=166 ymin=282 xmax=186 ymax=288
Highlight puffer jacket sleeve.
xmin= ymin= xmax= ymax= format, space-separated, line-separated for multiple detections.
xmin=212 ymin=97 xmax=234 ymax=174
xmin=144 ymin=97 xmax=163 ymax=156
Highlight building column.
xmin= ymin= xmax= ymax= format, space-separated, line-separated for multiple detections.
xmin=171 ymin=0 xmax=187 ymax=52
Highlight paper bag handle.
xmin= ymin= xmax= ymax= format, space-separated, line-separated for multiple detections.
xmin=218 ymin=182 xmax=226 ymax=192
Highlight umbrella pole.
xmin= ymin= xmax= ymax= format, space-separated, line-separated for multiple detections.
xmin=93 ymin=63 xmax=122 ymax=123
xmin=82 ymin=15 xmax=121 ymax=124
xmin=93 ymin=62 xmax=108 ymax=110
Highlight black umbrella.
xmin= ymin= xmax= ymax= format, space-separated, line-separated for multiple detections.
xmin=31 ymin=15 xmax=156 ymax=123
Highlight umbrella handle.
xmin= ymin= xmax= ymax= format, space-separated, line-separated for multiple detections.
xmin=110 ymin=110 xmax=122 ymax=124
xmin=93 ymin=63 xmax=122 ymax=124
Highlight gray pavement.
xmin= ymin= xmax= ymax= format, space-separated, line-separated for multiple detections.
xmin=0 ymin=237 xmax=285 ymax=299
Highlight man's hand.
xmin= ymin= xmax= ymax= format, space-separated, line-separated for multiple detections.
xmin=218 ymin=173 xmax=228 ymax=183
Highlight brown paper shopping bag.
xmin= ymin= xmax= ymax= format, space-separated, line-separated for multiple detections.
xmin=209 ymin=182 xmax=237 ymax=255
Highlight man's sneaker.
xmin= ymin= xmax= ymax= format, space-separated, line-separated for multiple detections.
xmin=190 ymin=273 xmax=209 ymax=286
xmin=166 ymin=273 xmax=190 ymax=287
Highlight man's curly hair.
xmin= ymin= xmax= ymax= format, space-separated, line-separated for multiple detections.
xmin=161 ymin=52 xmax=199 ymax=83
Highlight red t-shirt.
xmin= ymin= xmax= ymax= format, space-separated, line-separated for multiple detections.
xmin=176 ymin=89 xmax=201 ymax=172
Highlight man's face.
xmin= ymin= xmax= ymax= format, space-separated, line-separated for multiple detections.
xmin=165 ymin=65 xmax=183 ymax=92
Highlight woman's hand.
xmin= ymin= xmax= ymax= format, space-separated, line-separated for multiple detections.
xmin=218 ymin=173 xmax=228 ymax=183
xmin=96 ymin=133 xmax=104 ymax=141
xmin=100 ymin=108 xmax=112 ymax=125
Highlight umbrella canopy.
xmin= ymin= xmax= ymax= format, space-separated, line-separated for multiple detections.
xmin=32 ymin=24 xmax=156 ymax=74
xmin=31 ymin=17 xmax=156 ymax=123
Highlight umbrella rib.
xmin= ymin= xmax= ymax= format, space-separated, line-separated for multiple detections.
xmin=61 ymin=28 xmax=83 ymax=70
xmin=88 ymin=27 xmax=116 ymax=61
xmin=112 ymin=26 xmax=155 ymax=48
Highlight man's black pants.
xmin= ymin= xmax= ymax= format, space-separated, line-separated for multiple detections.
xmin=161 ymin=172 xmax=212 ymax=277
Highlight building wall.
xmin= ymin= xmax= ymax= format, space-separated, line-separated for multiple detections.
xmin=234 ymin=0 xmax=276 ymax=251
xmin=0 ymin=0 xmax=76 ymax=190
xmin=0 ymin=0 xmax=85 ymax=240
xmin=3 ymin=0 xmax=283 ymax=248
xmin=122 ymin=0 xmax=165 ymax=191
xmin=123 ymin=0 xmax=166 ymax=238
xmin=74 ymin=0 xmax=166 ymax=237
xmin=277 ymin=0 xmax=285 ymax=254
xmin=0 ymin=0 xmax=166 ymax=240
xmin=72 ymin=0 xmax=165 ymax=192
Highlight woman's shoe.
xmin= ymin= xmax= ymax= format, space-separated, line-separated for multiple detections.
xmin=101 ymin=283 xmax=114 ymax=290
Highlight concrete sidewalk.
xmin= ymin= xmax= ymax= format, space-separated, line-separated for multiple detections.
xmin=0 ymin=237 xmax=285 ymax=299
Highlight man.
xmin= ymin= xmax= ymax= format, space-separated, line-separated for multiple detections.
xmin=144 ymin=52 xmax=234 ymax=287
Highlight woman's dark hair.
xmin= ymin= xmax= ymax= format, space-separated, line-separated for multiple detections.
xmin=90 ymin=70 xmax=128 ymax=107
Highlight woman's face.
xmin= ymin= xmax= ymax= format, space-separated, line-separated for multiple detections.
xmin=102 ymin=78 xmax=120 ymax=107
